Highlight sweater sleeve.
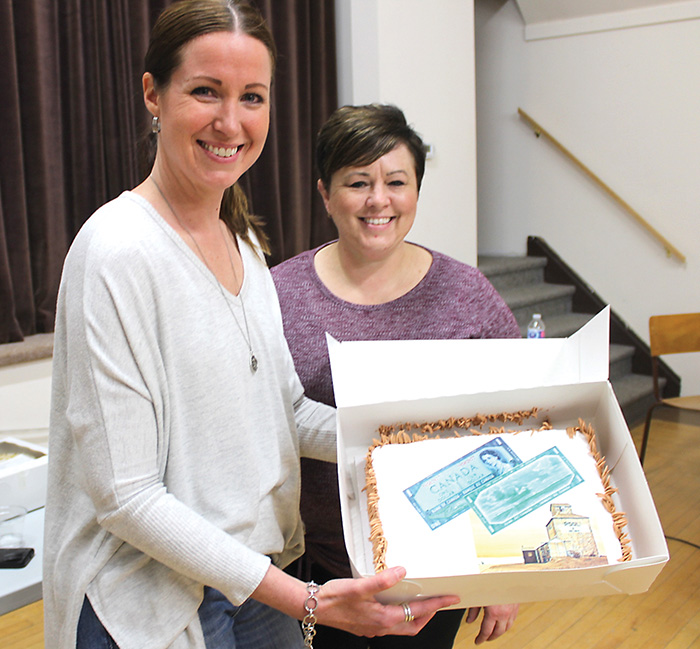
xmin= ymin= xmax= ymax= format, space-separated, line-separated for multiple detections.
xmin=293 ymin=394 xmax=337 ymax=462
xmin=268 ymin=257 xmax=337 ymax=463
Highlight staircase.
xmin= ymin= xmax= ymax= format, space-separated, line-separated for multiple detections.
xmin=477 ymin=238 xmax=677 ymax=427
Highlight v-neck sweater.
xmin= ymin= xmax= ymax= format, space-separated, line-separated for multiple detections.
xmin=44 ymin=192 xmax=336 ymax=649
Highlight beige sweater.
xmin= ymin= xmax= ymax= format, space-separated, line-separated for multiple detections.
xmin=43 ymin=192 xmax=336 ymax=649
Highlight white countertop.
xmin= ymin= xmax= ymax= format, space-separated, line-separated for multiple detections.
xmin=0 ymin=507 xmax=43 ymax=615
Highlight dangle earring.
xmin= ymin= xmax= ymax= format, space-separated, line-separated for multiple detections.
xmin=151 ymin=115 xmax=161 ymax=134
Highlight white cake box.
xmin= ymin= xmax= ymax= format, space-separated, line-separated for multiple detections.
xmin=0 ymin=437 xmax=48 ymax=512
xmin=327 ymin=307 xmax=668 ymax=606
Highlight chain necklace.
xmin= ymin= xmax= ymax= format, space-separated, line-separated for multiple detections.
xmin=150 ymin=177 xmax=258 ymax=374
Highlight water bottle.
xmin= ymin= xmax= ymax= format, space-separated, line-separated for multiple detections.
xmin=527 ymin=313 xmax=545 ymax=338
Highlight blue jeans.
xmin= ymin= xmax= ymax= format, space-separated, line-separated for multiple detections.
xmin=76 ymin=596 xmax=119 ymax=649
xmin=76 ymin=589 xmax=305 ymax=649
xmin=199 ymin=586 xmax=305 ymax=649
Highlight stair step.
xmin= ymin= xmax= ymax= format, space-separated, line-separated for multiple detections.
xmin=610 ymin=344 xmax=635 ymax=381
xmin=516 ymin=312 xmax=591 ymax=338
xmin=499 ymin=282 xmax=576 ymax=308
xmin=478 ymin=249 xmax=656 ymax=428
xmin=478 ymin=255 xmax=546 ymax=292
xmin=611 ymin=373 xmax=658 ymax=426
xmin=499 ymin=283 xmax=576 ymax=326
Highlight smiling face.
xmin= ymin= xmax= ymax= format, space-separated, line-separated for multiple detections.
xmin=319 ymin=144 xmax=419 ymax=262
xmin=144 ymin=30 xmax=272 ymax=196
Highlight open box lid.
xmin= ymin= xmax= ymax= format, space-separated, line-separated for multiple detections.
xmin=328 ymin=307 xmax=611 ymax=409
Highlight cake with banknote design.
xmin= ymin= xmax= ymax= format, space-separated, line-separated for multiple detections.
xmin=364 ymin=409 xmax=631 ymax=577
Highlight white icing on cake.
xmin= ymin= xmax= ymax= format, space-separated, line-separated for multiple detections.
xmin=366 ymin=423 xmax=629 ymax=577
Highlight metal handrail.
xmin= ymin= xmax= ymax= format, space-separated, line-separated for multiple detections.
xmin=518 ymin=108 xmax=686 ymax=264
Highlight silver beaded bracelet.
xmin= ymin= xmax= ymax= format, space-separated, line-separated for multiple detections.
xmin=302 ymin=581 xmax=320 ymax=648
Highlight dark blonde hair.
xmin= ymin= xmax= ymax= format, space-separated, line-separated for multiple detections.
xmin=316 ymin=104 xmax=426 ymax=193
xmin=141 ymin=0 xmax=276 ymax=254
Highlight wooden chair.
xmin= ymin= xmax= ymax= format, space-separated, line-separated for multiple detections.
xmin=639 ymin=312 xmax=700 ymax=465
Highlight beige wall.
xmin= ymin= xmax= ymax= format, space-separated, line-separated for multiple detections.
xmin=0 ymin=360 xmax=51 ymax=446
xmin=335 ymin=0 xmax=478 ymax=264
xmin=475 ymin=0 xmax=700 ymax=394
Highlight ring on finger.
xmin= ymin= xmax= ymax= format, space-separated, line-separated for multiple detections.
xmin=402 ymin=602 xmax=414 ymax=623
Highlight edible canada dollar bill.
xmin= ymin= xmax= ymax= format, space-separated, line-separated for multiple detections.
xmin=403 ymin=438 xmax=522 ymax=530
xmin=466 ymin=446 xmax=584 ymax=534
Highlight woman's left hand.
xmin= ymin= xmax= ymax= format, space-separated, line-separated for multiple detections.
xmin=465 ymin=603 xmax=519 ymax=644
xmin=315 ymin=566 xmax=461 ymax=637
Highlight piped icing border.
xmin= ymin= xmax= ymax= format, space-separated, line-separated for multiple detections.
xmin=364 ymin=408 xmax=632 ymax=572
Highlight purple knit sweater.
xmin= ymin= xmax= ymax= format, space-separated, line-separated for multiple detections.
xmin=271 ymin=244 xmax=521 ymax=577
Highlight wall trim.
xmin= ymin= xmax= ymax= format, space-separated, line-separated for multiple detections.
xmin=0 ymin=334 xmax=54 ymax=369
xmin=524 ymin=1 xmax=700 ymax=40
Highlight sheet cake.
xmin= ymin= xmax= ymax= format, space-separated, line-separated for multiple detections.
xmin=364 ymin=409 xmax=631 ymax=577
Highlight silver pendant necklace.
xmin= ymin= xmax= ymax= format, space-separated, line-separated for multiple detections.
xmin=150 ymin=177 xmax=258 ymax=374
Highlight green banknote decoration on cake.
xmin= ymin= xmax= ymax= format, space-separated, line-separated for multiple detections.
xmin=465 ymin=447 xmax=584 ymax=534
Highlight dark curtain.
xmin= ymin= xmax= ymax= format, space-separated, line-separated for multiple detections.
xmin=243 ymin=0 xmax=338 ymax=266
xmin=0 ymin=0 xmax=337 ymax=344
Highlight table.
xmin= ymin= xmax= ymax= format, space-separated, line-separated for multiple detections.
xmin=0 ymin=507 xmax=43 ymax=615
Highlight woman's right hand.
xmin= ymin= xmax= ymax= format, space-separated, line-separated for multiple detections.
xmin=313 ymin=566 xmax=461 ymax=637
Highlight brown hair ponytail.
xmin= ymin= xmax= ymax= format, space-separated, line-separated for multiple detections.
xmin=220 ymin=184 xmax=270 ymax=256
